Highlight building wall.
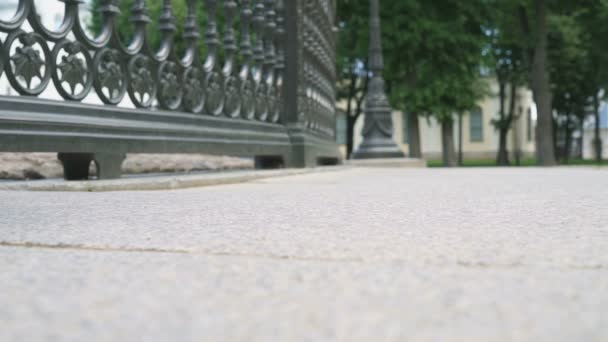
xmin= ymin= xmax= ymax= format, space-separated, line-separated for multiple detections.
xmin=582 ymin=101 xmax=608 ymax=160
xmin=343 ymin=78 xmax=537 ymax=160
xmin=582 ymin=129 xmax=608 ymax=159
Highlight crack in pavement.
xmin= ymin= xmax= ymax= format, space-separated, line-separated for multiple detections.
xmin=0 ymin=241 xmax=365 ymax=264
xmin=2 ymin=241 xmax=607 ymax=270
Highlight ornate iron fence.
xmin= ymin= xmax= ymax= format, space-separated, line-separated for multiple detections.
xmin=0 ymin=0 xmax=340 ymax=179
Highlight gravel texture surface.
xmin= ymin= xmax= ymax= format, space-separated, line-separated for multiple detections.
xmin=0 ymin=153 xmax=253 ymax=180
xmin=1 ymin=167 xmax=607 ymax=341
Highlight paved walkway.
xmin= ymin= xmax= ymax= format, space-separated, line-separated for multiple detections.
xmin=1 ymin=167 xmax=607 ymax=341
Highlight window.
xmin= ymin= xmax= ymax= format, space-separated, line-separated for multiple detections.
xmin=402 ymin=112 xmax=409 ymax=144
xmin=526 ymin=108 xmax=532 ymax=142
xmin=470 ymin=107 xmax=483 ymax=142
xmin=336 ymin=114 xmax=347 ymax=145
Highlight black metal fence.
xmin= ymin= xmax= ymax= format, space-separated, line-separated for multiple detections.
xmin=0 ymin=0 xmax=340 ymax=179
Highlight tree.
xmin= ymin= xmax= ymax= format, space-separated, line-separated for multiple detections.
xmin=519 ymin=0 xmax=557 ymax=166
xmin=569 ymin=0 xmax=608 ymax=163
xmin=547 ymin=10 xmax=591 ymax=162
xmin=488 ymin=1 xmax=527 ymax=165
xmin=336 ymin=0 xmax=370 ymax=159
xmin=384 ymin=0 xmax=489 ymax=165
xmin=424 ymin=0 xmax=489 ymax=166
xmin=539 ymin=0 xmax=608 ymax=163
xmin=338 ymin=0 xmax=489 ymax=165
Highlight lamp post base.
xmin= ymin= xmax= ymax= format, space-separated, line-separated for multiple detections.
xmin=351 ymin=140 xmax=405 ymax=159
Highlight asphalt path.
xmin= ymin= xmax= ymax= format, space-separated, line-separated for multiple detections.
xmin=1 ymin=167 xmax=607 ymax=341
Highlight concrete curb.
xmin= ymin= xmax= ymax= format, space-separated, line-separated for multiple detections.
xmin=347 ymin=158 xmax=426 ymax=168
xmin=0 ymin=166 xmax=352 ymax=192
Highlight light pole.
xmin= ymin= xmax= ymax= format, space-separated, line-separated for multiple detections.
xmin=352 ymin=0 xmax=404 ymax=159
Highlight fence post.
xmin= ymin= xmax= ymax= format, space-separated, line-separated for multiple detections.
xmin=283 ymin=0 xmax=342 ymax=167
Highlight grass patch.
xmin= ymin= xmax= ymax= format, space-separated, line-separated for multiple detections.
xmin=427 ymin=158 xmax=606 ymax=167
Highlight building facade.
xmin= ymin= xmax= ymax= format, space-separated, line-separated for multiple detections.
xmin=337 ymin=78 xmax=537 ymax=161
xmin=582 ymin=103 xmax=608 ymax=160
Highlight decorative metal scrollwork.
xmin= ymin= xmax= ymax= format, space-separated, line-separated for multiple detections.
xmin=203 ymin=0 xmax=224 ymax=116
xmin=5 ymin=31 xmax=52 ymax=96
xmin=93 ymin=48 xmax=126 ymax=105
xmin=28 ymin=0 xmax=78 ymax=42
xmin=252 ymin=0 xmax=268 ymax=121
xmin=52 ymin=40 xmax=93 ymax=102
xmin=182 ymin=66 xmax=204 ymax=113
xmin=255 ymin=82 xmax=269 ymax=122
xmin=204 ymin=71 xmax=223 ymax=115
xmin=0 ymin=0 xmax=338 ymax=133
xmin=297 ymin=0 xmax=338 ymax=136
xmin=222 ymin=0 xmax=240 ymax=118
xmin=268 ymin=84 xmax=280 ymax=123
xmin=238 ymin=0 xmax=255 ymax=120
xmin=157 ymin=61 xmax=182 ymax=111
xmin=0 ymin=40 xmax=5 ymax=79
xmin=223 ymin=76 xmax=241 ymax=118
xmin=0 ymin=0 xmax=30 ymax=32
xmin=127 ymin=54 xmax=155 ymax=108
xmin=240 ymin=79 xmax=256 ymax=120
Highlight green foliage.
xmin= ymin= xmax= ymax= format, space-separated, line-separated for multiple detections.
xmin=548 ymin=11 xmax=591 ymax=117
xmin=337 ymin=0 xmax=490 ymax=120
xmin=385 ymin=1 xmax=490 ymax=122
xmin=337 ymin=0 xmax=490 ymax=164
xmin=336 ymin=0 xmax=368 ymax=78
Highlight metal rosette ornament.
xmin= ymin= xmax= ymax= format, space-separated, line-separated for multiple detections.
xmin=254 ymin=82 xmax=269 ymax=122
xmin=182 ymin=66 xmax=204 ymax=113
xmin=223 ymin=76 xmax=240 ymax=118
xmin=204 ymin=70 xmax=224 ymax=116
xmin=157 ymin=61 xmax=183 ymax=111
xmin=4 ymin=31 xmax=52 ymax=96
xmin=93 ymin=48 xmax=127 ymax=105
xmin=127 ymin=54 xmax=156 ymax=109
xmin=51 ymin=40 xmax=94 ymax=102
xmin=268 ymin=81 xmax=281 ymax=124
xmin=240 ymin=77 xmax=256 ymax=120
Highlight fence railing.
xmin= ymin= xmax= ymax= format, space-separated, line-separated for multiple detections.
xmin=0 ymin=0 xmax=340 ymax=180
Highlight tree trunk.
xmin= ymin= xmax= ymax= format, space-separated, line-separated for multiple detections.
xmin=564 ymin=114 xmax=572 ymax=164
xmin=408 ymin=111 xmax=422 ymax=158
xmin=458 ymin=112 xmax=463 ymax=166
xmin=441 ymin=119 xmax=457 ymax=167
xmin=346 ymin=115 xmax=357 ymax=159
xmin=593 ymin=93 xmax=603 ymax=163
xmin=344 ymin=71 xmax=357 ymax=159
xmin=497 ymin=128 xmax=510 ymax=166
xmin=510 ymin=83 xmax=520 ymax=165
xmin=406 ymin=69 xmax=422 ymax=159
xmin=532 ymin=0 xmax=556 ymax=166
xmin=496 ymin=81 xmax=510 ymax=166
xmin=346 ymin=83 xmax=368 ymax=159
xmin=552 ymin=116 xmax=559 ymax=161
xmin=579 ymin=116 xmax=585 ymax=160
